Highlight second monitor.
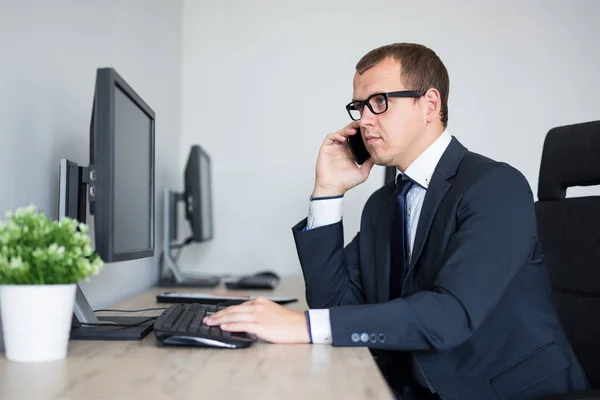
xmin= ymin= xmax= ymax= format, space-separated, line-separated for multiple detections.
xmin=159 ymin=145 xmax=219 ymax=287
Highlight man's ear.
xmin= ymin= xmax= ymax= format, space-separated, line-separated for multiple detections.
xmin=423 ymin=88 xmax=441 ymax=123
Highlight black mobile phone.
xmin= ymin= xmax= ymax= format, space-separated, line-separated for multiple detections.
xmin=347 ymin=130 xmax=371 ymax=165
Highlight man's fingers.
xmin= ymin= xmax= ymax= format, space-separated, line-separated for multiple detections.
xmin=205 ymin=311 xmax=258 ymax=326
xmin=344 ymin=121 xmax=360 ymax=130
xmin=328 ymin=133 xmax=348 ymax=144
xmin=326 ymin=125 xmax=358 ymax=141
xmin=336 ymin=127 xmax=359 ymax=138
xmin=206 ymin=304 xmax=256 ymax=321
xmin=344 ymin=126 xmax=360 ymax=136
xmin=361 ymin=157 xmax=375 ymax=173
xmin=207 ymin=305 xmax=236 ymax=319
xmin=220 ymin=322 xmax=258 ymax=334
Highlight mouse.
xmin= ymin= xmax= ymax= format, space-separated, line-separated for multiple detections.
xmin=225 ymin=271 xmax=280 ymax=290
xmin=253 ymin=270 xmax=280 ymax=280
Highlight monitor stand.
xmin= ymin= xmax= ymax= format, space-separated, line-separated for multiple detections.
xmin=59 ymin=158 xmax=154 ymax=341
xmin=70 ymin=285 xmax=154 ymax=340
xmin=158 ymin=188 xmax=220 ymax=288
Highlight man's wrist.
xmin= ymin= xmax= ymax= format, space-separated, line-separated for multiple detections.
xmin=312 ymin=184 xmax=345 ymax=198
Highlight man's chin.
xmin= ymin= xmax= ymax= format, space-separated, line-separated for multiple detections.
xmin=371 ymin=154 xmax=395 ymax=166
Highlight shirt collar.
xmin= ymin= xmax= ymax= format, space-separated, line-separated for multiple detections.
xmin=400 ymin=130 xmax=452 ymax=189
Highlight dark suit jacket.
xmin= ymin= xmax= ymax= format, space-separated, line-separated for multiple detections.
xmin=292 ymin=137 xmax=588 ymax=399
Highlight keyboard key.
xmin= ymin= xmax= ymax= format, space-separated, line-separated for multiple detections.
xmin=189 ymin=311 xmax=205 ymax=333
xmin=176 ymin=310 xmax=196 ymax=332
xmin=190 ymin=303 xmax=207 ymax=312
xmin=163 ymin=305 xmax=184 ymax=329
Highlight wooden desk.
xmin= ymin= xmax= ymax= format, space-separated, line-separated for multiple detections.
xmin=0 ymin=277 xmax=394 ymax=399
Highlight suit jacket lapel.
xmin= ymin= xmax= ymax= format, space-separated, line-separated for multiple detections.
xmin=406 ymin=137 xmax=468 ymax=276
xmin=374 ymin=187 xmax=396 ymax=302
xmin=408 ymin=174 xmax=450 ymax=273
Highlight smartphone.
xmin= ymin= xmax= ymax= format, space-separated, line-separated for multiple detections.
xmin=347 ymin=130 xmax=371 ymax=165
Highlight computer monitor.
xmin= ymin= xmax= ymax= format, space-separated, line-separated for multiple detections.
xmin=90 ymin=67 xmax=155 ymax=262
xmin=58 ymin=67 xmax=156 ymax=340
xmin=184 ymin=145 xmax=213 ymax=242
xmin=158 ymin=145 xmax=218 ymax=287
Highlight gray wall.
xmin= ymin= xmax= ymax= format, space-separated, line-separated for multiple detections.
xmin=0 ymin=0 xmax=182 ymax=315
xmin=178 ymin=0 xmax=600 ymax=278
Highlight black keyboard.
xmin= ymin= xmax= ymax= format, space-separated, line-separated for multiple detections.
xmin=154 ymin=303 xmax=256 ymax=349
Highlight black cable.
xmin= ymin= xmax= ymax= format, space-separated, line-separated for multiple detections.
xmin=93 ymin=308 xmax=167 ymax=313
xmin=173 ymin=236 xmax=194 ymax=262
xmin=77 ymin=317 xmax=157 ymax=327
xmin=170 ymin=236 xmax=194 ymax=250
xmin=158 ymin=236 xmax=195 ymax=279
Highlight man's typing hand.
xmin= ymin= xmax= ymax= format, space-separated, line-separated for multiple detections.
xmin=203 ymin=297 xmax=310 ymax=344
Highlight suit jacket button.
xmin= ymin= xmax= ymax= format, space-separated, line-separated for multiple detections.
xmin=378 ymin=334 xmax=386 ymax=343
xmin=360 ymin=333 xmax=369 ymax=343
xmin=369 ymin=334 xmax=377 ymax=343
xmin=351 ymin=333 xmax=360 ymax=343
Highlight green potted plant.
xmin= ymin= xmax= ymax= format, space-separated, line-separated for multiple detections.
xmin=0 ymin=205 xmax=103 ymax=362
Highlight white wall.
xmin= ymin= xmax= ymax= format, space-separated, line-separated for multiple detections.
xmin=179 ymin=0 xmax=600 ymax=277
xmin=0 ymin=0 xmax=182 ymax=308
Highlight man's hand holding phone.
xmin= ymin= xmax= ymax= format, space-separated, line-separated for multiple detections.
xmin=312 ymin=122 xmax=375 ymax=198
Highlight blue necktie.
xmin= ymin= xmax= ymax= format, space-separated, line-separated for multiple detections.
xmin=389 ymin=175 xmax=414 ymax=300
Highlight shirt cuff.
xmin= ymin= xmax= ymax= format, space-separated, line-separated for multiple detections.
xmin=307 ymin=309 xmax=332 ymax=344
xmin=307 ymin=196 xmax=343 ymax=230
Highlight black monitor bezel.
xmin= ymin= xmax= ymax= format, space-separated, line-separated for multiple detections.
xmin=185 ymin=145 xmax=214 ymax=242
xmin=90 ymin=67 xmax=156 ymax=262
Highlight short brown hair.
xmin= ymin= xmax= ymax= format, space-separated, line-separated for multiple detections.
xmin=356 ymin=43 xmax=449 ymax=128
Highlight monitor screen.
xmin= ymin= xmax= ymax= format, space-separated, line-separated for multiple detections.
xmin=113 ymin=86 xmax=152 ymax=253
xmin=89 ymin=67 xmax=155 ymax=262
xmin=199 ymin=150 xmax=213 ymax=240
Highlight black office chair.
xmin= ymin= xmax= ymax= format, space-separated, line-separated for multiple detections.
xmin=534 ymin=121 xmax=600 ymax=399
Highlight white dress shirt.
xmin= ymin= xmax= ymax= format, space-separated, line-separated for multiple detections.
xmin=305 ymin=130 xmax=452 ymax=344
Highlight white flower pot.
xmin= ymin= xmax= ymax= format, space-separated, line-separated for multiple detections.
xmin=0 ymin=284 xmax=76 ymax=362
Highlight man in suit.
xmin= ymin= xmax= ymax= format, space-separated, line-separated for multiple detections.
xmin=205 ymin=43 xmax=588 ymax=399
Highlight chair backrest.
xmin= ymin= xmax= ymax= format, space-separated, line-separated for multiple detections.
xmin=534 ymin=120 xmax=600 ymax=388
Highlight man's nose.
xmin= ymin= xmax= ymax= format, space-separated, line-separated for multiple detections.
xmin=359 ymin=106 xmax=377 ymax=128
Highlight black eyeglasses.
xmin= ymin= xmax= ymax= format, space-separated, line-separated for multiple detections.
xmin=345 ymin=90 xmax=425 ymax=121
